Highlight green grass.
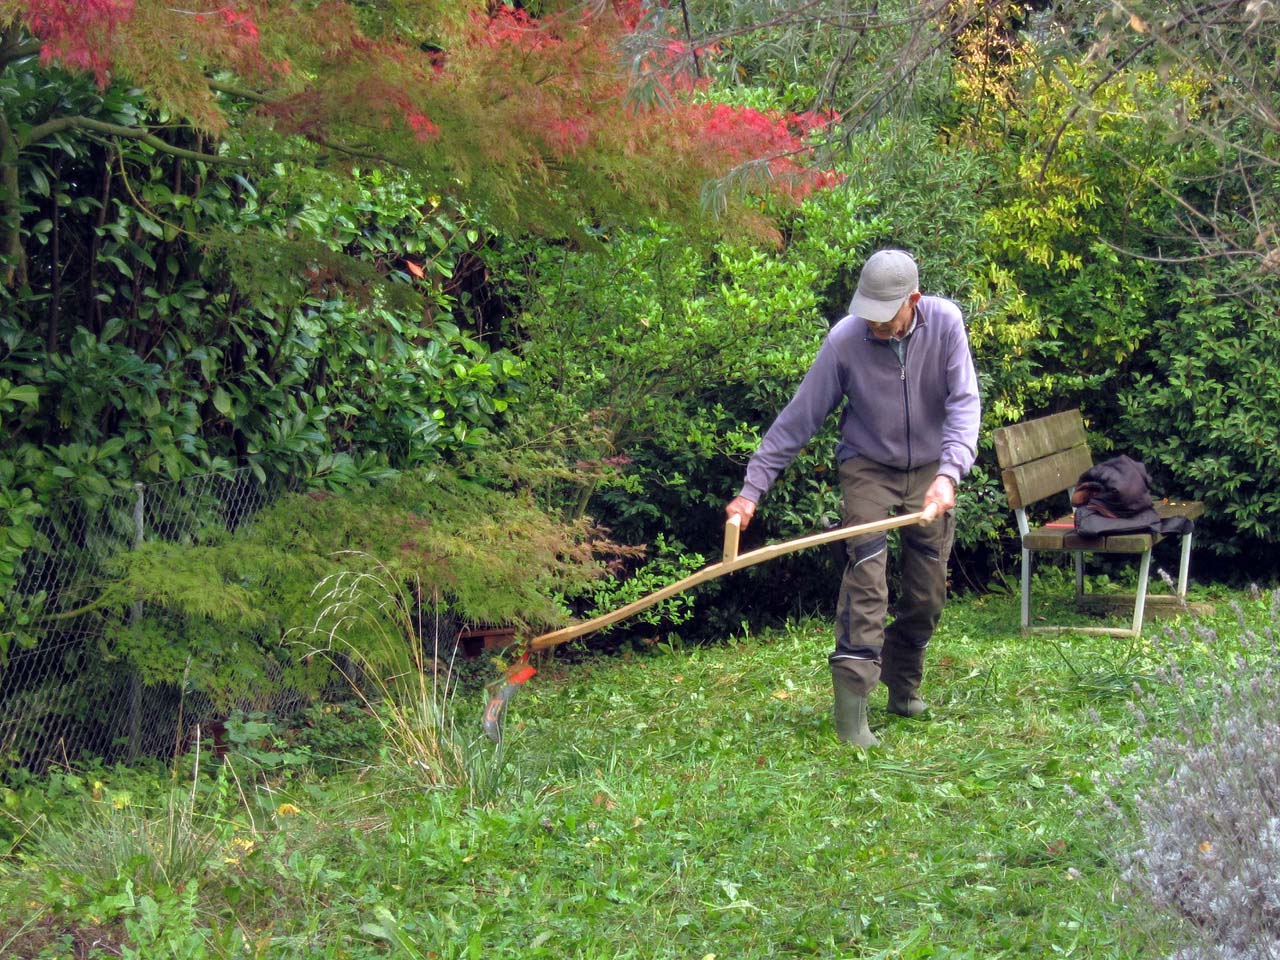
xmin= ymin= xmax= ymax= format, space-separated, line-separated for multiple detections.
xmin=2 ymin=581 xmax=1271 ymax=959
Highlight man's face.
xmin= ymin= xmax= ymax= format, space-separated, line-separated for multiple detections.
xmin=865 ymin=292 xmax=919 ymax=340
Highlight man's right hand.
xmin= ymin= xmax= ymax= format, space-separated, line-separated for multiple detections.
xmin=725 ymin=496 xmax=757 ymax=531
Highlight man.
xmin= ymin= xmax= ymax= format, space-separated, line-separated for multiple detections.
xmin=725 ymin=248 xmax=980 ymax=747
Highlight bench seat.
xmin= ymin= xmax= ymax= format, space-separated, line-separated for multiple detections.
xmin=1022 ymin=501 xmax=1205 ymax=552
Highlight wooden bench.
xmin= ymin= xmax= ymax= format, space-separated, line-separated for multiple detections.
xmin=992 ymin=409 xmax=1204 ymax=636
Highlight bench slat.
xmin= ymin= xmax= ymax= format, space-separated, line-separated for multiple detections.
xmin=1025 ymin=528 xmax=1158 ymax=552
xmin=1001 ymin=444 xmax=1093 ymax=510
xmin=993 ymin=409 xmax=1085 ymax=469
xmin=1158 ymin=500 xmax=1205 ymax=521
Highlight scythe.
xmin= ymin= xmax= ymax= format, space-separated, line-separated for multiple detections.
xmin=482 ymin=507 xmax=936 ymax=742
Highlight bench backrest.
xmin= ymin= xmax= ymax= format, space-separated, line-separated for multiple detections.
xmin=992 ymin=409 xmax=1093 ymax=510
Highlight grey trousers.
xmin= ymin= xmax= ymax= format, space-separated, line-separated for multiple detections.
xmin=828 ymin=457 xmax=955 ymax=696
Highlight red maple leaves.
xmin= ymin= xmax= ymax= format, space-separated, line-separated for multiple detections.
xmin=25 ymin=1 xmax=271 ymax=88
xmin=693 ymin=103 xmax=844 ymax=199
xmin=445 ymin=3 xmax=841 ymax=202
xmin=27 ymin=0 xmax=135 ymax=84
xmin=16 ymin=0 xmax=840 ymax=227
xmin=198 ymin=6 xmax=260 ymax=42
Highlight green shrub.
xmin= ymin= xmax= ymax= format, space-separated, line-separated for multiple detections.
xmin=291 ymin=701 xmax=383 ymax=774
xmin=0 ymin=65 xmax=523 ymax=606
xmin=1117 ymin=268 xmax=1280 ymax=563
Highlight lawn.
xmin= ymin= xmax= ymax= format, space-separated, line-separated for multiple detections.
xmin=2 ymin=578 xmax=1271 ymax=959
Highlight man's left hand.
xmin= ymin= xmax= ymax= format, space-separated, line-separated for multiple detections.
xmin=922 ymin=475 xmax=956 ymax=522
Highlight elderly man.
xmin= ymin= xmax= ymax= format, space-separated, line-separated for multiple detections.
xmin=726 ymin=249 xmax=980 ymax=747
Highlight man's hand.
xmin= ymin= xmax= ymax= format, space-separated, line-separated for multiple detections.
xmin=921 ymin=475 xmax=956 ymax=523
xmin=726 ymin=496 xmax=757 ymax=531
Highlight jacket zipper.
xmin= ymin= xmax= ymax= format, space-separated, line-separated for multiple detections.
xmin=899 ymin=340 xmax=912 ymax=469
xmin=866 ymin=324 xmax=916 ymax=469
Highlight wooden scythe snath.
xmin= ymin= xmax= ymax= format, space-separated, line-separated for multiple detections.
xmin=482 ymin=508 xmax=936 ymax=741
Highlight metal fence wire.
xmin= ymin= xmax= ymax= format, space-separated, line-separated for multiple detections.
xmin=0 ymin=469 xmax=281 ymax=774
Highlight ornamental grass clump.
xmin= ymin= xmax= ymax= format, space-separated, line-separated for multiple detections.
xmin=27 ymin=781 xmax=225 ymax=907
xmin=299 ymin=558 xmax=506 ymax=806
xmin=1116 ymin=589 xmax=1280 ymax=960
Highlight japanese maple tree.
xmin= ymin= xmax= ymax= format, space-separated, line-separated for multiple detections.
xmin=1 ymin=0 xmax=839 ymax=278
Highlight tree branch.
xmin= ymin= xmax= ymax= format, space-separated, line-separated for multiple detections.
xmin=308 ymin=136 xmax=398 ymax=165
xmin=205 ymin=81 xmax=400 ymax=164
xmin=678 ymin=0 xmax=702 ymax=79
xmin=1098 ymin=236 xmax=1264 ymax=266
xmin=19 ymin=116 xmax=251 ymax=165
xmin=207 ymin=79 xmax=275 ymax=105
xmin=0 ymin=107 xmax=26 ymax=287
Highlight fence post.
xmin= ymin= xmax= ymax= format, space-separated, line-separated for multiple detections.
xmin=126 ymin=481 xmax=145 ymax=762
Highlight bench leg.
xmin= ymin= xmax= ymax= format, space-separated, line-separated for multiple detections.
xmin=1177 ymin=531 xmax=1193 ymax=597
xmin=1074 ymin=551 xmax=1084 ymax=601
xmin=1021 ymin=547 xmax=1031 ymax=630
xmin=1132 ymin=549 xmax=1152 ymax=636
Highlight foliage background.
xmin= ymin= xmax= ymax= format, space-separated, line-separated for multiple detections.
xmin=2 ymin=4 xmax=1279 ymax=956
xmin=1 ymin=0 xmax=1279 ymax=742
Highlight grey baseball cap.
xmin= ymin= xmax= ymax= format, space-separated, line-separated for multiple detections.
xmin=848 ymin=249 xmax=918 ymax=323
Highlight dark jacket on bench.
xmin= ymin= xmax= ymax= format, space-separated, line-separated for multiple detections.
xmin=1072 ymin=455 xmax=1192 ymax=538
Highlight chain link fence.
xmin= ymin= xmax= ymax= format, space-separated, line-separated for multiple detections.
xmin=0 ymin=469 xmax=281 ymax=774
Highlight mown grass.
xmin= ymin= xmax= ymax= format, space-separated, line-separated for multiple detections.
xmin=2 ymin=578 xmax=1271 ymax=959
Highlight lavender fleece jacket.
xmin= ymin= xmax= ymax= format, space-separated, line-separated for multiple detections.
xmin=739 ymin=295 xmax=981 ymax=504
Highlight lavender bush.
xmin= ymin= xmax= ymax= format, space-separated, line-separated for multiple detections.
xmin=1117 ymin=589 xmax=1280 ymax=960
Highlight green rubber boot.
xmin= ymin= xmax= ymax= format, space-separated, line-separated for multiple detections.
xmin=832 ymin=669 xmax=879 ymax=748
xmin=882 ymin=644 xmax=928 ymax=718
xmin=887 ymin=690 xmax=927 ymax=718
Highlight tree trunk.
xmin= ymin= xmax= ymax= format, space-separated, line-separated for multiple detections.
xmin=0 ymin=109 xmax=25 ymax=288
xmin=47 ymin=153 xmax=62 ymax=351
